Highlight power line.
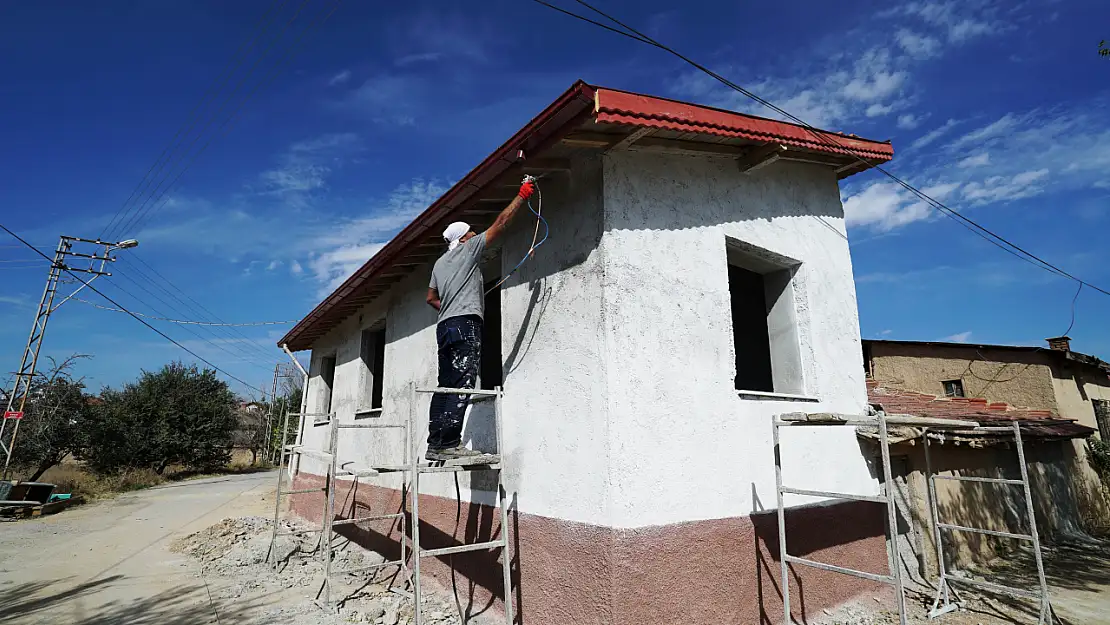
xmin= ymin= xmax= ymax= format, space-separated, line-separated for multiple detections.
xmin=114 ymin=0 xmax=343 ymax=239
xmin=115 ymin=255 xmax=285 ymax=364
xmin=73 ymin=297 xmax=297 ymax=326
xmin=101 ymin=273 xmax=276 ymax=371
xmin=0 ymin=223 xmax=258 ymax=391
xmin=108 ymin=0 xmax=313 ymax=240
xmin=534 ymin=0 xmax=1110 ymax=297
xmin=99 ymin=0 xmax=291 ymax=240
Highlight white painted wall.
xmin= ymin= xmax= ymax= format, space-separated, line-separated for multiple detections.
xmin=301 ymin=157 xmax=615 ymax=527
xmin=297 ymin=149 xmax=880 ymax=530
xmin=600 ymin=150 xmax=877 ymax=528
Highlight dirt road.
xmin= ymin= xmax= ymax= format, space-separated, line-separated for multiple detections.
xmin=0 ymin=471 xmax=278 ymax=625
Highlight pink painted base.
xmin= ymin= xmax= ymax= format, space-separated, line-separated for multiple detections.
xmin=290 ymin=473 xmax=890 ymax=625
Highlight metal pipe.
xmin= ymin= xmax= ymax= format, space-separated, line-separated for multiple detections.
xmin=497 ymin=387 xmax=515 ymax=625
xmin=778 ymin=486 xmax=887 ymax=504
xmin=932 ymin=474 xmax=1024 ymax=485
xmin=773 ymin=417 xmax=791 ymax=625
xmin=878 ymin=415 xmax=908 ymax=625
xmin=1013 ymin=422 xmax=1052 ymax=624
xmin=937 ymin=522 xmax=1033 ymax=541
xmin=784 ymin=554 xmax=894 ymax=584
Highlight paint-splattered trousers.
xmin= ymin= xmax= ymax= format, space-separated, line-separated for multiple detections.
xmin=427 ymin=314 xmax=483 ymax=450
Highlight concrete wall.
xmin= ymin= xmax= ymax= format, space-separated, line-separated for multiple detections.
xmin=867 ymin=343 xmax=1060 ymax=412
xmin=1051 ymin=364 xmax=1110 ymax=432
xmin=601 ymin=150 xmax=879 ymax=526
xmin=300 ymin=155 xmax=612 ymax=523
xmin=293 ymin=150 xmax=891 ymax=624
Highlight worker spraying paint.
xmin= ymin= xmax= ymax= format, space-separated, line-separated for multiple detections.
xmin=423 ymin=175 xmax=539 ymax=462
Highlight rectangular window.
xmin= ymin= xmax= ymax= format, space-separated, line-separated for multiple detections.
xmin=320 ymin=355 xmax=336 ymax=414
xmin=1094 ymin=399 xmax=1110 ymax=440
xmin=360 ymin=327 xmax=386 ymax=410
xmin=726 ymin=239 xmax=804 ymax=395
xmin=481 ymin=279 xmax=503 ymax=389
xmin=942 ymin=379 xmax=965 ymax=398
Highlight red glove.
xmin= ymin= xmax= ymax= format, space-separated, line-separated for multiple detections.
xmin=518 ymin=180 xmax=535 ymax=200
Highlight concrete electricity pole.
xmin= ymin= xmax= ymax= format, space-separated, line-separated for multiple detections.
xmin=1 ymin=235 xmax=138 ymax=478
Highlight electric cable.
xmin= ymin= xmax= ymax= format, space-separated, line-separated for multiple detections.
xmin=98 ymin=0 xmax=290 ymax=240
xmin=531 ymin=0 xmax=1110 ymax=297
xmin=98 ymin=276 xmax=277 ymax=372
xmin=116 ymin=0 xmax=343 ymax=239
xmin=486 ymin=179 xmax=549 ymax=294
xmin=113 ymin=255 xmax=284 ymax=364
xmin=109 ymin=0 xmax=315 ymax=239
xmin=72 ymin=297 xmax=297 ymax=326
xmin=0 ymin=222 xmax=258 ymax=392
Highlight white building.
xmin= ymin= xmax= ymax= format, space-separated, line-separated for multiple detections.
xmin=280 ymin=81 xmax=896 ymax=624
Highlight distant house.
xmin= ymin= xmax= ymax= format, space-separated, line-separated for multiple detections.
xmin=238 ymin=401 xmax=263 ymax=414
xmin=280 ymin=80 xmax=899 ymax=623
xmin=863 ymin=336 xmax=1110 ymax=438
xmin=859 ymin=337 xmax=1109 ymax=582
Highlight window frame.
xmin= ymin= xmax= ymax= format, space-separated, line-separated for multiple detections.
xmin=942 ymin=379 xmax=965 ymax=398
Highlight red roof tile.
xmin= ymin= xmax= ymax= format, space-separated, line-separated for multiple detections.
xmin=594 ymin=88 xmax=895 ymax=161
xmin=279 ymin=81 xmax=894 ymax=352
xmin=867 ymin=384 xmax=1095 ymax=440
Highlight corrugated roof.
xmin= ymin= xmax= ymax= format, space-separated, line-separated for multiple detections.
xmin=593 ymin=88 xmax=895 ymax=161
xmin=279 ymin=81 xmax=895 ymax=352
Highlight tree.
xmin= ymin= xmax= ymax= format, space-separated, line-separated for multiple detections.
xmin=5 ymin=355 xmax=91 ymax=481
xmin=232 ymin=404 xmax=268 ymax=466
xmin=85 ymin=362 xmax=238 ymax=474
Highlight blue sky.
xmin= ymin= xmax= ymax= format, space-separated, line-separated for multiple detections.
xmin=1 ymin=0 xmax=1108 ymax=398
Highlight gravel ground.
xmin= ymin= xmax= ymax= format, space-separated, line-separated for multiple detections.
xmin=170 ymin=516 xmax=474 ymax=625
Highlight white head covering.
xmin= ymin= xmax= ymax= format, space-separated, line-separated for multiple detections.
xmin=443 ymin=221 xmax=470 ymax=251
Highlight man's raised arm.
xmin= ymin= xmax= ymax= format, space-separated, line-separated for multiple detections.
xmin=483 ymin=178 xmax=535 ymax=245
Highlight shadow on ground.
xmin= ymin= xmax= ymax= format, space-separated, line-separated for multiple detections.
xmin=0 ymin=576 xmax=266 ymax=625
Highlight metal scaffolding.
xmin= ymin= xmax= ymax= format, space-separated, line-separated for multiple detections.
xmin=267 ymin=384 xmax=514 ymax=625
xmin=772 ymin=412 xmax=980 ymax=625
xmin=924 ymin=421 xmax=1059 ymax=624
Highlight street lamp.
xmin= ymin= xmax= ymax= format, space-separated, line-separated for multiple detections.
xmin=0 ymin=236 xmax=140 ymax=478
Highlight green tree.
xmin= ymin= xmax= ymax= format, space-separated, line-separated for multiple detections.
xmin=5 ymin=355 xmax=92 ymax=481
xmin=85 ymin=362 xmax=238 ymax=474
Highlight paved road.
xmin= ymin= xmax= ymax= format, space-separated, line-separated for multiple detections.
xmin=0 ymin=471 xmax=277 ymax=625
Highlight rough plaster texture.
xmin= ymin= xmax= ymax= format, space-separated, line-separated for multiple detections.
xmin=868 ymin=344 xmax=1061 ymax=414
xmin=291 ymin=473 xmax=888 ymax=625
xmin=300 ymin=156 xmax=613 ymax=522
xmin=600 ymin=151 xmax=877 ymax=526
xmin=293 ymin=150 xmax=893 ymax=622
xmin=1052 ymin=366 xmax=1110 ymax=431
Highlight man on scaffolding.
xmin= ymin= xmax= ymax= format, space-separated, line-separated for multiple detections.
xmin=424 ymin=177 xmax=535 ymax=462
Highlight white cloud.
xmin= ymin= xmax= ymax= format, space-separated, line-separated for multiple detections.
xmin=395 ymin=52 xmax=443 ymax=66
xmin=0 ymin=295 xmax=29 ymax=307
xmin=897 ymin=113 xmax=924 ymax=129
xmin=290 ymin=260 xmax=303 ymax=276
xmin=942 ymin=331 xmax=973 ymax=343
xmin=909 ymin=119 xmax=960 ymax=150
xmin=328 ymin=70 xmax=351 ymax=86
xmin=958 ymin=152 xmax=990 ymax=167
xmin=866 ymin=103 xmax=895 ymax=117
xmin=256 ymin=133 xmax=361 ymax=205
xmin=947 ymin=113 xmax=1018 ymax=150
xmin=266 ymin=260 xmax=281 ymax=271
xmin=302 ymin=179 xmax=449 ymax=294
xmin=961 ymin=168 xmax=1049 ymax=205
xmin=896 ymin=29 xmax=941 ymax=59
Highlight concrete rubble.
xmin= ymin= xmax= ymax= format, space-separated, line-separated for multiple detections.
xmin=171 ymin=516 xmax=475 ymax=625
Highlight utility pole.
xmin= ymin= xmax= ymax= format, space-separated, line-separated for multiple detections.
xmin=1 ymin=235 xmax=138 ymax=479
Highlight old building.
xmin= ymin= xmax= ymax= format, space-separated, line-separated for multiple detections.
xmin=279 ymin=81 xmax=899 ymax=624
xmin=861 ymin=338 xmax=1110 ymax=580
xmin=863 ymin=337 xmax=1110 ymax=438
